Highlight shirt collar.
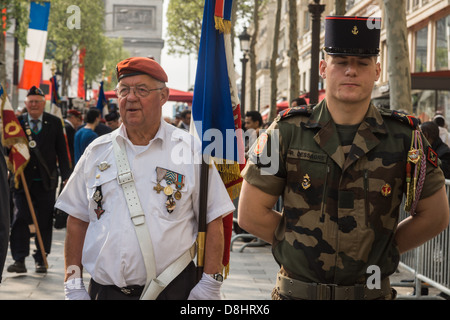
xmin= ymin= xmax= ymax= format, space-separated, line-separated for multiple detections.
xmin=116 ymin=119 xmax=166 ymax=150
xmin=27 ymin=113 xmax=43 ymax=123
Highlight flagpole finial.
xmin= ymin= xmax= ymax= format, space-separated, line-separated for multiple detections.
xmin=51 ymin=61 xmax=56 ymax=76
xmin=102 ymin=65 xmax=106 ymax=81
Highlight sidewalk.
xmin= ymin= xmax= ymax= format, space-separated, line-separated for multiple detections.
xmin=0 ymin=228 xmax=445 ymax=300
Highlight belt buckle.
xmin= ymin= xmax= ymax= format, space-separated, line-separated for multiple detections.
xmin=120 ymin=287 xmax=132 ymax=295
xmin=316 ymin=283 xmax=336 ymax=300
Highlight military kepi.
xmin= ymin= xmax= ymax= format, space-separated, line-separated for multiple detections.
xmin=324 ymin=16 xmax=381 ymax=56
xmin=116 ymin=57 xmax=168 ymax=83
xmin=27 ymin=85 xmax=45 ymax=97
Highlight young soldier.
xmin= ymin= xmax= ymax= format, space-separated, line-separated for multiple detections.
xmin=238 ymin=16 xmax=449 ymax=300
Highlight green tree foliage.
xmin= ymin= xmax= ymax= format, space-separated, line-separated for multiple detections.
xmin=166 ymin=0 xmax=204 ymax=57
xmin=46 ymin=0 xmax=127 ymax=94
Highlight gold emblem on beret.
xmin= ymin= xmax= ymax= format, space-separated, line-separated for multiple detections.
xmin=352 ymin=26 xmax=359 ymax=35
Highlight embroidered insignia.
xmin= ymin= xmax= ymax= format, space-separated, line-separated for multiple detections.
xmin=426 ymin=146 xmax=438 ymax=168
xmin=254 ymin=133 xmax=268 ymax=155
xmin=381 ymin=183 xmax=392 ymax=197
xmin=302 ymin=174 xmax=311 ymax=190
xmin=352 ymin=26 xmax=359 ymax=35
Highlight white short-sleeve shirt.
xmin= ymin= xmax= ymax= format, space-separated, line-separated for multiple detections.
xmin=55 ymin=120 xmax=235 ymax=287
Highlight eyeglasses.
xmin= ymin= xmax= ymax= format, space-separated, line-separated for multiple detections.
xmin=115 ymin=85 xmax=165 ymax=98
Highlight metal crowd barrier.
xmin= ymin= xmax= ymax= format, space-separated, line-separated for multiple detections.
xmin=395 ymin=179 xmax=450 ymax=299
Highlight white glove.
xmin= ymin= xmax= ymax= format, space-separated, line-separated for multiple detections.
xmin=64 ymin=278 xmax=91 ymax=300
xmin=188 ymin=273 xmax=222 ymax=300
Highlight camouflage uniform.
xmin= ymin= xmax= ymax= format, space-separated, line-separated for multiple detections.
xmin=242 ymin=99 xmax=444 ymax=299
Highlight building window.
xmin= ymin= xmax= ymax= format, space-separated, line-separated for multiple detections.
xmin=415 ymin=26 xmax=428 ymax=72
xmin=113 ymin=5 xmax=156 ymax=30
xmin=435 ymin=15 xmax=450 ymax=71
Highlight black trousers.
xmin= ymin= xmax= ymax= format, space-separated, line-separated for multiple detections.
xmin=10 ymin=181 xmax=56 ymax=263
xmin=88 ymin=261 xmax=198 ymax=300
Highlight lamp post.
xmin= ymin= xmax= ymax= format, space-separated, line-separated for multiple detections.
xmin=308 ymin=0 xmax=325 ymax=105
xmin=238 ymin=27 xmax=250 ymax=119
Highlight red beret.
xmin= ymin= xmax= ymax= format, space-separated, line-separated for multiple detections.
xmin=116 ymin=57 xmax=168 ymax=82
xmin=67 ymin=109 xmax=82 ymax=119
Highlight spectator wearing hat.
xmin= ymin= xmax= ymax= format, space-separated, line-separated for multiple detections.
xmin=65 ymin=109 xmax=83 ymax=168
xmin=105 ymin=112 xmax=121 ymax=130
xmin=239 ymin=16 xmax=448 ymax=300
xmin=56 ymin=57 xmax=234 ymax=300
xmin=7 ymin=86 xmax=71 ymax=274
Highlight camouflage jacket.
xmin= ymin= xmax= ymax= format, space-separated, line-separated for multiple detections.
xmin=242 ymin=99 xmax=444 ymax=285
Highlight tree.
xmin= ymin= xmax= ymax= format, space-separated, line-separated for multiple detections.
xmin=46 ymin=0 xmax=116 ymax=96
xmin=383 ymin=0 xmax=411 ymax=113
xmin=335 ymin=0 xmax=346 ymax=15
xmin=288 ymin=0 xmax=300 ymax=103
xmin=248 ymin=0 xmax=260 ymax=111
xmin=166 ymin=0 xmax=204 ymax=58
xmin=269 ymin=0 xmax=282 ymax=122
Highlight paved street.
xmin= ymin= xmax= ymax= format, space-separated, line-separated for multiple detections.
xmin=0 ymin=228 xmax=446 ymax=300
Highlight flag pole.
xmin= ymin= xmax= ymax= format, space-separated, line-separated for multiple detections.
xmin=196 ymin=156 xmax=209 ymax=282
xmin=20 ymin=173 xmax=48 ymax=269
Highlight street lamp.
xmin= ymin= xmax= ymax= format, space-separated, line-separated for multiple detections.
xmin=238 ymin=27 xmax=251 ymax=119
xmin=308 ymin=0 xmax=325 ymax=105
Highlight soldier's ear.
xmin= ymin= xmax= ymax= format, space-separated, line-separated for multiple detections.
xmin=319 ymin=60 xmax=327 ymax=79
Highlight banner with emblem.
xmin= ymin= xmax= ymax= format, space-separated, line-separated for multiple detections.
xmin=191 ymin=0 xmax=245 ymax=277
xmin=0 ymin=84 xmax=30 ymax=188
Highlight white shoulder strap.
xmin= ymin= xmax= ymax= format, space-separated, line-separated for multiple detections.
xmin=111 ymin=135 xmax=195 ymax=300
xmin=112 ymin=137 xmax=157 ymax=289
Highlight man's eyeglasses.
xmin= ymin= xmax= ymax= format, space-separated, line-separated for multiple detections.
xmin=115 ymin=86 xmax=164 ymax=98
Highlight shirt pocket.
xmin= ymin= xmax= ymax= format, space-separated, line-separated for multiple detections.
xmin=285 ymin=149 xmax=329 ymax=212
xmin=149 ymin=170 xmax=190 ymax=222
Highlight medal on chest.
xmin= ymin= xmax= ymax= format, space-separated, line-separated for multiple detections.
xmin=92 ymin=186 xmax=105 ymax=219
xmin=154 ymin=167 xmax=185 ymax=213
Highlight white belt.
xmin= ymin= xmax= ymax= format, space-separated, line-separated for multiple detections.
xmin=112 ymin=135 xmax=194 ymax=300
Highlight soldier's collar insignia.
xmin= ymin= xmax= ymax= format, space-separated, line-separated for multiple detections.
xmin=352 ymin=26 xmax=359 ymax=35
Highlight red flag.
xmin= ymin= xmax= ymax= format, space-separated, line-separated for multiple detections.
xmin=78 ymin=48 xmax=86 ymax=99
xmin=1 ymin=84 xmax=30 ymax=188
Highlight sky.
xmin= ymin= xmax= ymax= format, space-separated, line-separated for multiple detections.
xmin=159 ymin=1 xmax=197 ymax=118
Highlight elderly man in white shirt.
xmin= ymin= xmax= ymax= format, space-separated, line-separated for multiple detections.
xmin=56 ymin=57 xmax=234 ymax=300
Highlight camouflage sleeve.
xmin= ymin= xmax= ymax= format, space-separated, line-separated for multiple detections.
xmin=420 ymin=138 xmax=445 ymax=199
xmin=241 ymin=121 xmax=287 ymax=196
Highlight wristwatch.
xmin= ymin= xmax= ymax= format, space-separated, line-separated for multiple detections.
xmin=209 ymin=273 xmax=224 ymax=282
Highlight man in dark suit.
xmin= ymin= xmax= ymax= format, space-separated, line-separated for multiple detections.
xmin=7 ymin=86 xmax=71 ymax=273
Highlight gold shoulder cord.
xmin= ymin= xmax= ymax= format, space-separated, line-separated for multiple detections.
xmin=404 ymin=130 xmax=426 ymax=214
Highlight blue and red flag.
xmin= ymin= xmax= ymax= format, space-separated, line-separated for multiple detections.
xmin=191 ymin=0 xmax=245 ymax=277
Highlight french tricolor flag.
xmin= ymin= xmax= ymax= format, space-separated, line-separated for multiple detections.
xmin=19 ymin=1 xmax=51 ymax=90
